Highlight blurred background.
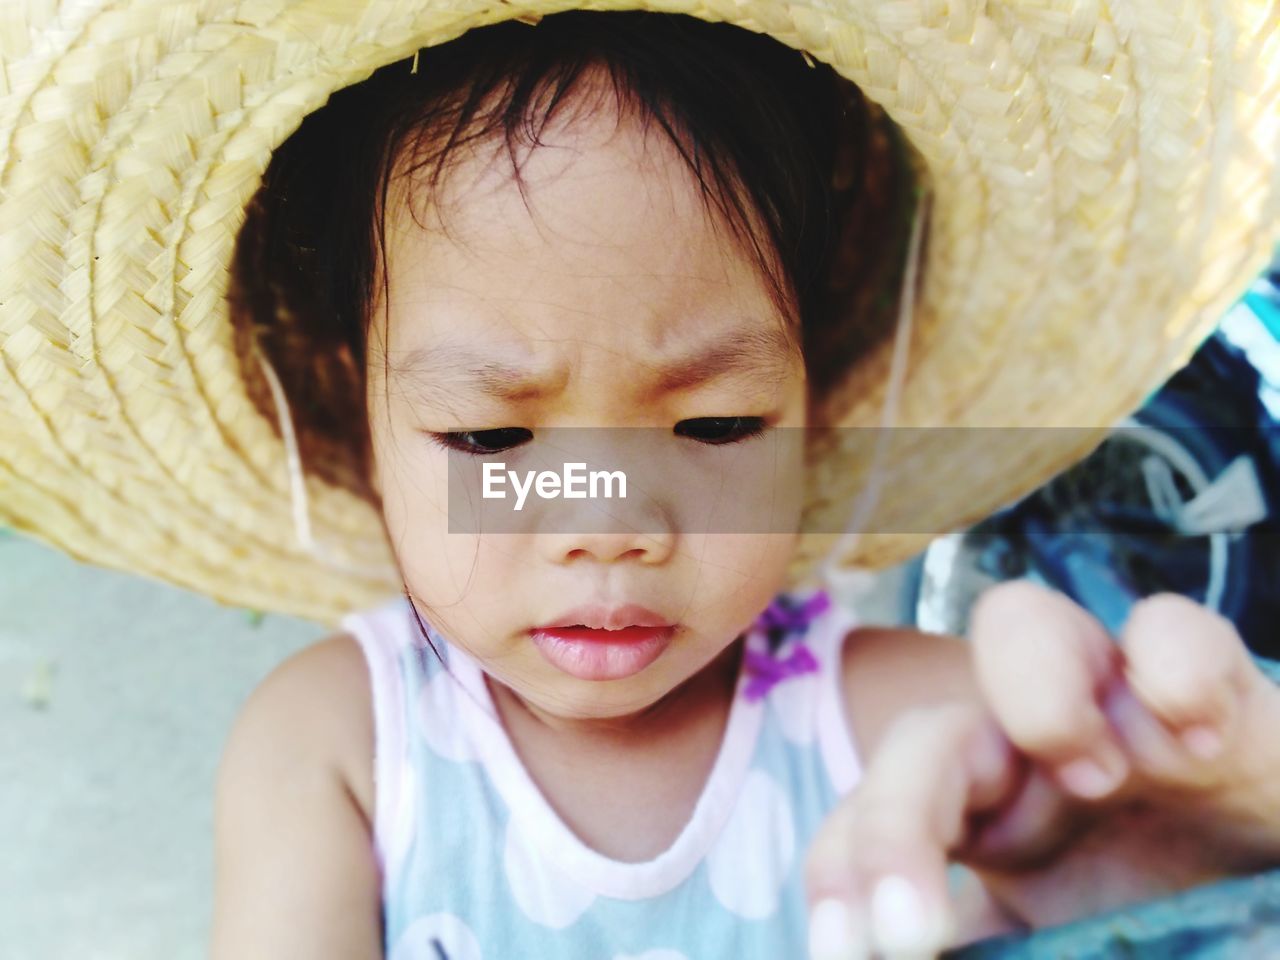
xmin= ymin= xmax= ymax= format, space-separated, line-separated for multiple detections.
xmin=2 ymin=255 xmax=1277 ymax=959
xmin=842 ymin=252 xmax=1280 ymax=661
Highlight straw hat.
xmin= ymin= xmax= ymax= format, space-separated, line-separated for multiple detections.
xmin=2 ymin=1 xmax=1277 ymax=626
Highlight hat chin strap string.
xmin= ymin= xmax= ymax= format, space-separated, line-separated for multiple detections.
xmin=818 ymin=186 xmax=931 ymax=587
xmin=252 ymin=337 xmax=399 ymax=581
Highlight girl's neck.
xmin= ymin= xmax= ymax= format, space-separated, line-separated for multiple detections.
xmin=484 ymin=636 xmax=746 ymax=863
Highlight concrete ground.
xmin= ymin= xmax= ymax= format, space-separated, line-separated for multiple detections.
xmin=0 ymin=530 xmax=326 ymax=960
xmin=0 ymin=528 xmax=912 ymax=959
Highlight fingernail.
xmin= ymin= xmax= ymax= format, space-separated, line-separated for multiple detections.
xmin=1057 ymin=742 xmax=1127 ymax=798
xmin=808 ymin=897 xmax=867 ymax=960
xmin=870 ymin=874 xmax=945 ymax=956
xmin=1181 ymin=723 xmax=1225 ymax=760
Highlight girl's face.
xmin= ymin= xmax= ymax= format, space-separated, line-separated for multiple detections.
xmin=367 ymin=90 xmax=808 ymax=724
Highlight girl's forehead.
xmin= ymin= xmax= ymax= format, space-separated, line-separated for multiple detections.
xmin=376 ymin=102 xmax=796 ymax=367
xmin=384 ymin=320 xmax=799 ymax=405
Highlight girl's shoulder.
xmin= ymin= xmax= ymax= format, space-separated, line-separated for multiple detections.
xmin=316 ymin=632 xmax=378 ymax=823
xmin=306 ymin=632 xmax=378 ymax=825
xmin=230 ymin=632 xmax=377 ymax=825
xmin=836 ymin=625 xmax=980 ymax=764
xmin=210 ymin=632 xmax=381 ymax=957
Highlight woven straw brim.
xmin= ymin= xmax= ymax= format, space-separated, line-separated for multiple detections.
xmin=2 ymin=0 xmax=1278 ymax=626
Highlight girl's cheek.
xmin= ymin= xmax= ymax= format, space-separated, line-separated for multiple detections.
xmin=396 ymin=525 xmax=490 ymax=604
xmin=397 ymin=507 xmax=525 ymax=610
xmin=678 ymin=532 xmax=798 ymax=615
xmin=373 ymin=449 xmax=459 ymax=589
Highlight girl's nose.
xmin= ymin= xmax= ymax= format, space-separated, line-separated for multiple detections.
xmin=529 ymin=431 xmax=679 ymax=565
xmin=537 ymin=520 xmax=677 ymax=567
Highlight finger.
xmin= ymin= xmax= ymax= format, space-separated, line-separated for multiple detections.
xmin=970 ymin=581 xmax=1129 ymax=800
xmin=1111 ymin=594 xmax=1253 ymax=776
xmin=960 ymin=763 xmax=1084 ymax=870
xmin=805 ymin=703 xmax=1018 ymax=959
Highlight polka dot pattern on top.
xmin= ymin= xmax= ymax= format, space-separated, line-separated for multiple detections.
xmin=705 ymin=769 xmax=797 ymax=919
xmin=389 ymin=913 xmax=483 ymax=960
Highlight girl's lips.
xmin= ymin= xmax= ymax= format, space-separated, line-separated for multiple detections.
xmin=529 ymin=625 xmax=675 ymax=681
xmin=537 ymin=625 xmax=666 ymax=643
xmin=539 ymin=603 xmax=671 ymax=631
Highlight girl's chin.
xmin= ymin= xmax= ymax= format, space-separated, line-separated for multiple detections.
xmin=492 ymin=669 xmax=688 ymax=726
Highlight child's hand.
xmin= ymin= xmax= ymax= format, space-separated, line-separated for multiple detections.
xmin=804 ymin=582 xmax=1280 ymax=960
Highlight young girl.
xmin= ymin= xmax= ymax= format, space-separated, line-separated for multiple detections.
xmin=202 ymin=12 xmax=1280 ymax=958
xmin=2 ymin=5 xmax=1278 ymax=960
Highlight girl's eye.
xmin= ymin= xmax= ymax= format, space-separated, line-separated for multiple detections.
xmin=674 ymin=416 xmax=767 ymax=445
xmin=429 ymin=427 xmax=533 ymax=456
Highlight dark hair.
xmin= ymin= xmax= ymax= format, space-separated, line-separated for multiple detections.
xmin=228 ymin=11 xmax=915 ymax=507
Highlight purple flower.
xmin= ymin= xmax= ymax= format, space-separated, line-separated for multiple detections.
xmin=741 ymin=591 xmax=830 ymax=702
xmin=743 ymin=643 xmax=820 ymax=702
xmin=755 ymin=592 xmax=831 ymax=633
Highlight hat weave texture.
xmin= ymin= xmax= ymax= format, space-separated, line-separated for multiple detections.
xmin=1 ymin=0 xmax=1277 ymax=624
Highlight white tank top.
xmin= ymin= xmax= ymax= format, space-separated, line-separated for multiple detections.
xmin=343 ymin=591 xmax=862 ymax=960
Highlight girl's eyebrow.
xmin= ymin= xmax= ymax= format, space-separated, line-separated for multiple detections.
xmin=390 ymin=343 xmax=567 ymax=401
xmin=390 ymin=324 xmax=797 ymax=400
xmin=649 ymin=326 xmax=797 ymax=394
